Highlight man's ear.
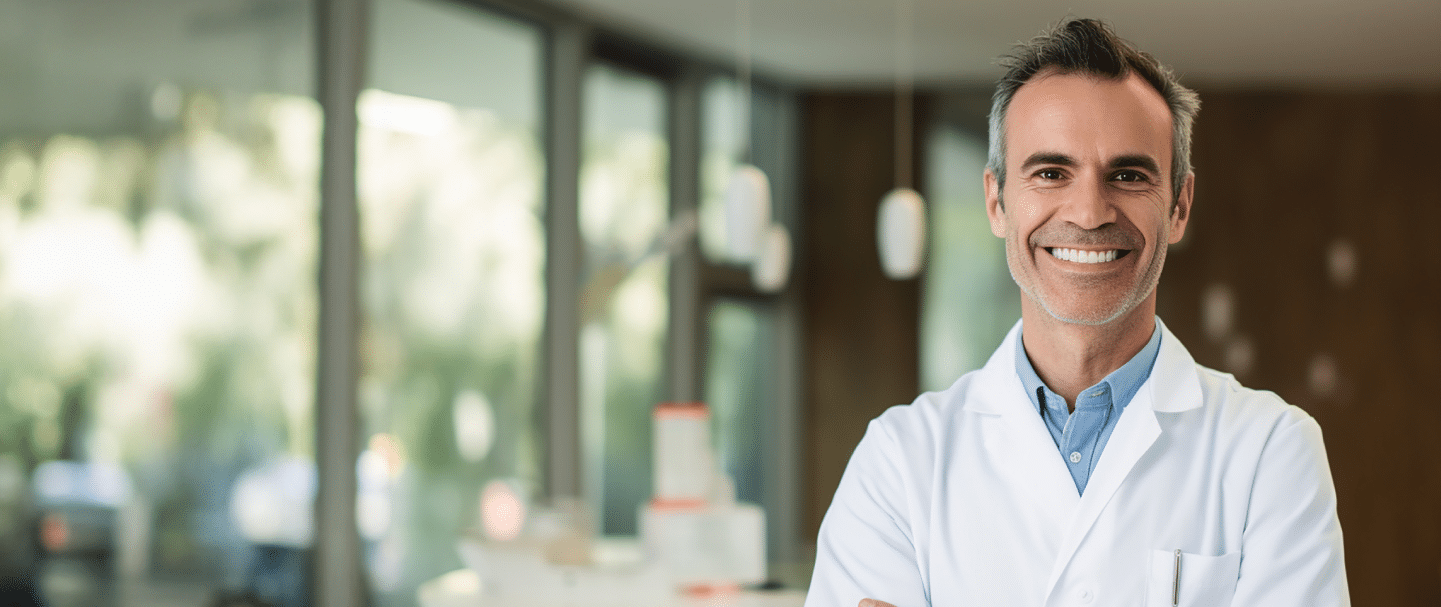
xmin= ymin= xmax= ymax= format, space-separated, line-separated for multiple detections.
xmin=1168 ymin=172 xmax=1194 ymax=244
xmin=985 ymin=168 xmax=1006 ymax=238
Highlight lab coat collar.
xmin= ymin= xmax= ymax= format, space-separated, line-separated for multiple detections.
xmin=1145 ymin=317 xmax=1204 ymax=413
xmin=962 ymin=321 xmax=1026 ymax=416
xmin=962 ymin=315 xmax=1206 ymax=602
xmin=962 ymin=316 xmax=1203 ymax=416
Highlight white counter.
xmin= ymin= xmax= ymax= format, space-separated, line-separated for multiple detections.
xmin=418 ymin=568 xmax=807 ymax=607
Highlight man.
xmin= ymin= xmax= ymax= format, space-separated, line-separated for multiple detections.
xmin=805 ymin=18 xmax=1348 ymax=607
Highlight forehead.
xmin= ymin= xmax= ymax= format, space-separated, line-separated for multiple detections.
xmin=1005 ymin=71 xmax=1173 ymax=169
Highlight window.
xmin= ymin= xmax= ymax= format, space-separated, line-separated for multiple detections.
xmin=921 ymin=122 xmax=1018 ymax=390
xmin=698 ymin=74 xmax=804 ymax=571
xmin=359 ymin=0 xmax=545 ymax=602
xmin=0 ymin=1 xmax=318 ymax=605
xmin=699 ymin=77 xmax=744 ymax=264
xmin=0 ymin=2 xmax=804 ymax=603
xmin=704 ymin=300 xmax=773 ymax=507
xmin=578 ymin=63 xmax=670 ymax=536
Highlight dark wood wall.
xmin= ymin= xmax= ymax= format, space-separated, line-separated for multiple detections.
xmin=798 ymin=87 xmax=1441 ymax=604
xmin=1159 ymin=89 xmax=1441 ymax=606
xmin=799 ymin=92 xmax=926 ymax=543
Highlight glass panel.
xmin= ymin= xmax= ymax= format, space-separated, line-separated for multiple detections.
xmin=0 ymin=1 xmax=317 ymax=606
xmin=699 ymin=77 xmax=743 ymax=264
xmin=360 ymin=0 xmax=544 ymax=604
xmin=920 ymin=124 xmax=1019 ymax=391
xmin=700 ymin=77 xmax=796 ymax=267
xmin=705 ymin=301 xmax=775 ymax=509
xmin=579 ymin=63 xmax=669 ymax=537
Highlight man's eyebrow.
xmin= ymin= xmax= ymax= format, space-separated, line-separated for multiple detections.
xmin=1109 ymin=154 xmax=1161 ymax=175
xmin=1020 ymin=152 xmax=1076 ymax=170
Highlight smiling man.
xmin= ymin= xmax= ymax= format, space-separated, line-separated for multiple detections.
xmin=804 ymin=18 xmax=1348 ymax=607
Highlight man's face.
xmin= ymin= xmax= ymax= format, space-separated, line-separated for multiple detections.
xmin=985 ymin=71 xmax=1193 ymax=326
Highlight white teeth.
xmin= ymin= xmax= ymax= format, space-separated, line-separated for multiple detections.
xmin=1050 ymin=248 xmax=1119 ymax=264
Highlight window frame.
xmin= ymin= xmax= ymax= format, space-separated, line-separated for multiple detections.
xmin=314 ymin=1 xmax=804 ymax=602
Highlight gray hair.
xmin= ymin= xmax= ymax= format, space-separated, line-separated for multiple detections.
xmin=987 ymin=18 xmax=1200 ymax=207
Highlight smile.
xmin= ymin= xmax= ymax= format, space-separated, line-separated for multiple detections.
xmin=1046 ymin=247 xmax=1130 ymax=264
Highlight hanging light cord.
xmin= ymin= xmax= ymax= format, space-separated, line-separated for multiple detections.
xmin=894 ymin=0 xmax=914 ymax=190
xmin=738 ymin=0 xmax=753 ymax=165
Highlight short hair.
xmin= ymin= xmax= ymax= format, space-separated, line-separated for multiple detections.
xmin=987 ymin=18 xmax=1200 ymax=206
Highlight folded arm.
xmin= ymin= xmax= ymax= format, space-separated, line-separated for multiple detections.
xmin=804 ymin=419 xmax=929 ymax=607
xmin=1230 ymin=413 xmax=1349 ymax=606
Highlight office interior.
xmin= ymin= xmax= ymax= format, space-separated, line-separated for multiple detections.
xmin=0 ymin=0 xmax=1436 ymax=605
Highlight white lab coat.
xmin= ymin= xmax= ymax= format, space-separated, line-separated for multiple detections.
xmin=805 ymin=319 xmax=1348 ymax=607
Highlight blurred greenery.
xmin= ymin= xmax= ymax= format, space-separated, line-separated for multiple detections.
xmin=579 ymin=64 xmax=670 ymax=537
xmin=706 ymin=301 xmax=772 ymax=506
xmin=355 ymin=90 xmax=545 ymax=601
xmin=921 ymin=124 xmax=1020 ymax=391
xmin=0 ymin=90 xmax=321 ymax=580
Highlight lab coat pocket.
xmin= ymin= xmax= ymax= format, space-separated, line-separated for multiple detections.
xmin=1146 ymin=549 xmax=1241 ymax=607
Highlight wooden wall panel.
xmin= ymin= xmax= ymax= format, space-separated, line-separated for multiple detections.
xmin=800 ymin=92 xmax=926 ymax=542
xmin=1157 ymin=90 xmax=1441 ymax=606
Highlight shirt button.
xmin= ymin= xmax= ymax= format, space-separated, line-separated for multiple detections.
xmin=1069 ymin=452 xmax=1082 ymax=463
xmin=1077 ymin=588 xmax=1094 ymax=603
xmin=1089 ymin=390 xmax=1104 ymax=397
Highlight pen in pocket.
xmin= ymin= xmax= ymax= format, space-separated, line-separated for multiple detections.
xmin=1171 ymin=549 xmax=1182 ymax=607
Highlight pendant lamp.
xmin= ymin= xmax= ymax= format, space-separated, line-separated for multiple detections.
xmin=876 ymin=0 xmax=927 ymax=280
xmin=724 ymin=0 xmax=792 ymax=292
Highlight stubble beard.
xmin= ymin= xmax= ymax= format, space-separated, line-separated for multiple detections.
xmin=1006 ymin=224 xmax=1169 ymax=327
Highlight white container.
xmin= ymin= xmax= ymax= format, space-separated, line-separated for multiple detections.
xmin=457 ymin=537 xmax=671 ymax=607
xmin=652 ymin=402 xmax=712 ymax=505
xmin=639 ymin=501 xmax=767 ymax=588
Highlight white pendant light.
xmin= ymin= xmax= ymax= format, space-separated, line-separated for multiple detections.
xmin=725 ymin=0 xmax=782 ymax=280
xmin=876 ymin=0 xmax=927 ymax=280
xmin=751 ymin=223 xmax=792 ymax=293
xmin=725 ymin=163 xmax=771 ymax=262
xmin=877 ymin=187 xmax=926 ymax=280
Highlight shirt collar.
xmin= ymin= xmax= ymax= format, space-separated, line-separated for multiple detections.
xmin=1014 ymin=318 xmax=1163 ymax=415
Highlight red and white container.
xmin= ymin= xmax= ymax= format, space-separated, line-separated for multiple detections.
xmin=651 ymin=402 xmax=712 ymax=508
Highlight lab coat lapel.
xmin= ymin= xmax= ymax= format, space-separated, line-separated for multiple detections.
xmin=1042 ymin=319 xmax=1204 ymax=598
xmin=996 ymin=391 xmax=1083 ymax=514
xmin=967 ymin=322 xmax=1081 ymax=513
xmin=1042 ymin=389 xmax=1162 ymax=595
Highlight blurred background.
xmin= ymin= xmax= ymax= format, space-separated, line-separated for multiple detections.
xmin=0 ymin=0 xmax=1436 ymax=605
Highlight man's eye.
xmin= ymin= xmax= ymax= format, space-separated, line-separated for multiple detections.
xmin=1037 ymin=169 xmax=1063 ymax=180
xmin=1113 ymin=170 xmax=1150 ymax=183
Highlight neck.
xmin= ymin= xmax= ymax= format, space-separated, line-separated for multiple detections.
xmin=1020 ymin=297 xmax=1157 ymax=408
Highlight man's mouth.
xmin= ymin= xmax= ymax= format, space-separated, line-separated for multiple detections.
xmin=1045 ymin=247 xmax=1131 ymax=264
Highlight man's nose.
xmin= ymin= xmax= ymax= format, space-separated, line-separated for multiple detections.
xmin=1056 ymin=179 xmax=1116 ymax=230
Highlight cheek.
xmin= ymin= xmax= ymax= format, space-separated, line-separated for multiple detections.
xmin=1006 ymin=216 xmax=1034 ymax=249
xmin=1123 ymin=196 xmax=1172 ymax=239
xmin=1003 ymin=198 xmax=1045 ymax=240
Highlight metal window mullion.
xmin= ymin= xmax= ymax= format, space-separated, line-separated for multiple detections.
xmin=763 ymin=86 xmax=804 ymax=566
xmin=543 ymin=20 xmax=589 ymax=501
xmin=668 ymin=67 xmax=704 ymax=403
xmin=314 ymin=0 xmax=368 ymax=605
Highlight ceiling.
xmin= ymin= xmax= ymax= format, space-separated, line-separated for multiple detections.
xmin=548 ymin=0 xmax=1441 ymax=87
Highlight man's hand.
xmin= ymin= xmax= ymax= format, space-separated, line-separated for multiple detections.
xmin=858 ymin=600 xmax=897 ymax=607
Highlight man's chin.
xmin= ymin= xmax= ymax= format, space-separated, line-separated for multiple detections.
xmin=1033 ymin=292 xmax=1136 ymax=327
xmin=1041 ymin=306 xmax=1125 ymax=326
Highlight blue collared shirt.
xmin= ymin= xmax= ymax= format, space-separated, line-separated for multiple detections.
xmin=1015 ymin=321 xmax=1162 ymax=495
